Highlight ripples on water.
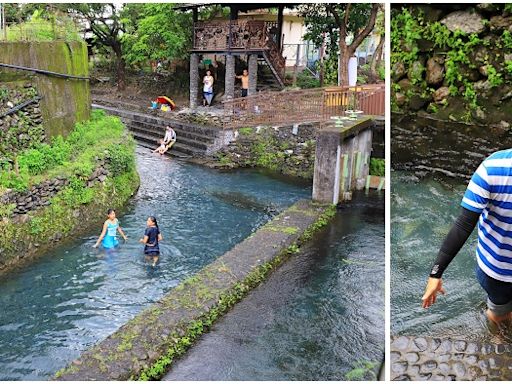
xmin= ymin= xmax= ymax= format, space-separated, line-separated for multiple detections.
xmin=0 ymin=147 xmax=310 ymax=380
xmin=165 ymin=192 xmax=385 ymax=381
xmin=392 ymin=116 xmax=512 ymax=342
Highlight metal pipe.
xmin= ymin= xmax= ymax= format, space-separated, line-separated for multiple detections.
xmin=0 ymin=96 xmax=42 ymax=119
xmin=0 ymin=63 xmax=89 ymax=80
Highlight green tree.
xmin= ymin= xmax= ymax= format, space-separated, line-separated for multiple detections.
xmin=122 ymin=4 xmax=192 ymax=67
xmin=370 ymin=4 xmax=385 ymax=79
xmin=60 ymin=4 xmax=129 ymax=90
xmin=299 ymin=4 xmax=379 ymax=86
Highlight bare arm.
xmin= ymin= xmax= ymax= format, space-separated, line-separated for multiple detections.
xmin=93 ymin=221 xmax=108 ymax=248
xmin=158 ymin=233 xmax=163 ymax=241
xmin=117 ymin=225 xmax=128 ymax=241
xmin=139 ymin=235 xmax=149 ymax=244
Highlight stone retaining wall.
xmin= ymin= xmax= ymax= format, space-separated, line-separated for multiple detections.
xmin=392 ymin=4 xmax=512 ymax=125
xmin=215 ymin=122 xmax=317 ymax=179
xmin=0 ymin=161 xmax=108 ymax=217
xmin=54 ymin=200 xmax=335 ymax=381
xmin=0 ymin=81 xmax=46 ymax=156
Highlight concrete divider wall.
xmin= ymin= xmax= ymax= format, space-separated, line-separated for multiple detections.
xmin=0 ymin=41 xmax=90 ymax=138
xmin=54 ymin=200 xmax=336 ymax=381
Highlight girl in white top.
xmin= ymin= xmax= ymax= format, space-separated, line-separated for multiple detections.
xmin=203 ymin=70 xmax=214 ymax=107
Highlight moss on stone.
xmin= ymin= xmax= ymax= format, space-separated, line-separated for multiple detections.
xmin=135 ymin=203 xmax=336 ymax=381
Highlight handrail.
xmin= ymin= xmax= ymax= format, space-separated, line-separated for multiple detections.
xmin=0 ymin=63 xmax=89 ymax=80
xmin=0 ymin=96 xmax=42 ymax=119
xmin=221 ymin=84 xmax=385 ymax=129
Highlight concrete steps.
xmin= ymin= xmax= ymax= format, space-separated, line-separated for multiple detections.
xmin=93 ymin=104 xmax=231 ymax=158
xmin=129 ymin=130 xmax=204 ymax=157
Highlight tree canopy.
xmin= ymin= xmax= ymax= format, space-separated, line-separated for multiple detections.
xmin=299 ymin=4 xmax=380 ymax=86
xmin=121 ymin=4 xmax=192 ymax=66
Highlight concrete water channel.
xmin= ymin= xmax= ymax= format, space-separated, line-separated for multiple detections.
xmin=0 ymin=145 xmax=384 ymax=380
xmin=391 ymin=116 xmax=512 ymax=380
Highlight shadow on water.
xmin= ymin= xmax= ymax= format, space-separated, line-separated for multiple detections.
xmin=164 ymin=191 xmax=385 ymax=381
xmin=392 ymin=116 xmax=512 ymax=343
xmin=0 ymin=147 xmax=311 ymax=381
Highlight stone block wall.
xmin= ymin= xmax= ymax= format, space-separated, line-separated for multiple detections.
xmin=0 ymin=160 xmax=109 ymax=217
xmin=215 ymin=122 xmax=317 ymax=179
xmin=392 ymin=4 xmax=512 ymax=125
xmin=0 ymin=81 xmax=46 ymax=157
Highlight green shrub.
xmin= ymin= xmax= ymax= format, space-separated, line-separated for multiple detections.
xmin=238 ymin=127 xmax=253 ymax=136
xmin=296 ymin=69 xmax=321 ymax=89
xmin=108 ymin=143 xmax=135 ymax=177
xmin=0 ymin=163 xmax=30 ymax=191
xmin=0 ymin=108 xmax=133 ymax=191
xmin=6 ymin=11 xmax=81 ymax=42
xmin=61 ymin=177 xmax=95 ymax=207
xmin=369 ymin=158 xmax=385 ymax=176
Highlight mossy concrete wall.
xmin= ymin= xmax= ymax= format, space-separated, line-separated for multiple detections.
xmin=0 ymin=41 xmax=90 ymax=138
xmin=54 ymin=200 xmax=336 ymax=381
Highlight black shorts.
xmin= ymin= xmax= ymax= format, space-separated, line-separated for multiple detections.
xmin=241 ymin=88 xmax=248 ymax=97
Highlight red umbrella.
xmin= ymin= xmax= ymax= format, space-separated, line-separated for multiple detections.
xmin=155 ymin=96 xmax=176 ymax=110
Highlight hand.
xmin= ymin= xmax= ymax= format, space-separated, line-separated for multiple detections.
xmin=139 ymin=238 xmax=144 ymax=244
xmin=93 ymin=243 xmax=98 ymax=248
xmin=123 ymin=236 xmax=128 ymax=242
xmin=422 ymin=277 xmax=446 ymax=308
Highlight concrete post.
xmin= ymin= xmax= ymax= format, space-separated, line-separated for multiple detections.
xmin=312 ymin=130 xmax=339 ymax=204
xmin=189 ymin=53 xmax=199 ymax=109
xmin=353 ymin=127 xmax=373 ymax=190
xmin=248 ymin=54 xmax=258 ymax=96
xmin=312 ymin=117 xmax=374 ymax=204
xmin=225 ymin=54 xmax=235 ymax=99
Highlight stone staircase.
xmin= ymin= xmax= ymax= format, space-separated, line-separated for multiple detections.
xmin=92 ymin=104 xmax=233 ymax=158
xmin=257 ymin=58 xmax=285 ymax=91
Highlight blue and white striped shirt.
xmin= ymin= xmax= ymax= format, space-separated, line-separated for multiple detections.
xmin=462 ymin=149 xmax=512 ymax=282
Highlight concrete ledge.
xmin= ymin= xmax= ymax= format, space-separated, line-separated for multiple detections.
xmin=391 ymin=335 xmax=512 ymax=381
xmin=54 ymin=200 xmax=335 ymax=381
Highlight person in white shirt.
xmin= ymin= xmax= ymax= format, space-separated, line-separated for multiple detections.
xmin=203 ymin=70 xmax=214 ymax=107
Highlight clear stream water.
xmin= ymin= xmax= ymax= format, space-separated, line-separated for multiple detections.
xmin=163 ymin=192 xmax=385 ymax=381
xmin=0 ymin=147 xmax=311 ymax=381
xmin=0 ymin=146 xmax=384 ymax=380
xmin=391 ymin=115 xmax=512 ymax=342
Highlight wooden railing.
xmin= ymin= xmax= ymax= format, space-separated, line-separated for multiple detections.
xmin=193 ymin=19 xmax=285 ymax=84
xmin=193 ymin=20 xmax=278 ymax=51
xmin=221 ymin=84 xmax=385 ymax=129
xmin=263 ymin=37 xmax=286 ymax=84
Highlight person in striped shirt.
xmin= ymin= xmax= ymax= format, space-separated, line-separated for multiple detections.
xmin=422 ymin=149 xmax=512 ymax=325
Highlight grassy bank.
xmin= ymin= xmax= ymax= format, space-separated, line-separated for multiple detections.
xmin=0 ymin=110 xmax=139 ymax=271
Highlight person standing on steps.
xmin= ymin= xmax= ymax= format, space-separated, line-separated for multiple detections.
xmin=203 ymin=70 xmax=214 ymax=107
xmin=236 ymin=69 xmax=249 ymax=97
xmin=422 ymin=149 xmax=512 ymax=325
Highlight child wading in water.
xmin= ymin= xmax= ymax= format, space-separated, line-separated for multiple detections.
xmin=153 ymin=139 xmax=167 ymax=155
xmin=93 ymin=208 xmax=128 ymax=249
xmin=139 ymin=216 xmax=162 ymax=266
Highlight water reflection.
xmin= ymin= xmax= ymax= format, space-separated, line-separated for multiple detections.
xmin=392 ymin=116 xmax=512 ymax=342
xmin=165 ymin=192 xmax=385 ymax=381
xmin=0 ymin=147 xmax=310 ymax=380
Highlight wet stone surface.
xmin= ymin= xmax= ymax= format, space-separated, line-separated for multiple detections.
xmin=391 ymin=336 xmax=512 ymax=381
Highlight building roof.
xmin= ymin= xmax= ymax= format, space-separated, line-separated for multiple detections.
xmin=174 ymin=3 xmax=300 ymax=12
